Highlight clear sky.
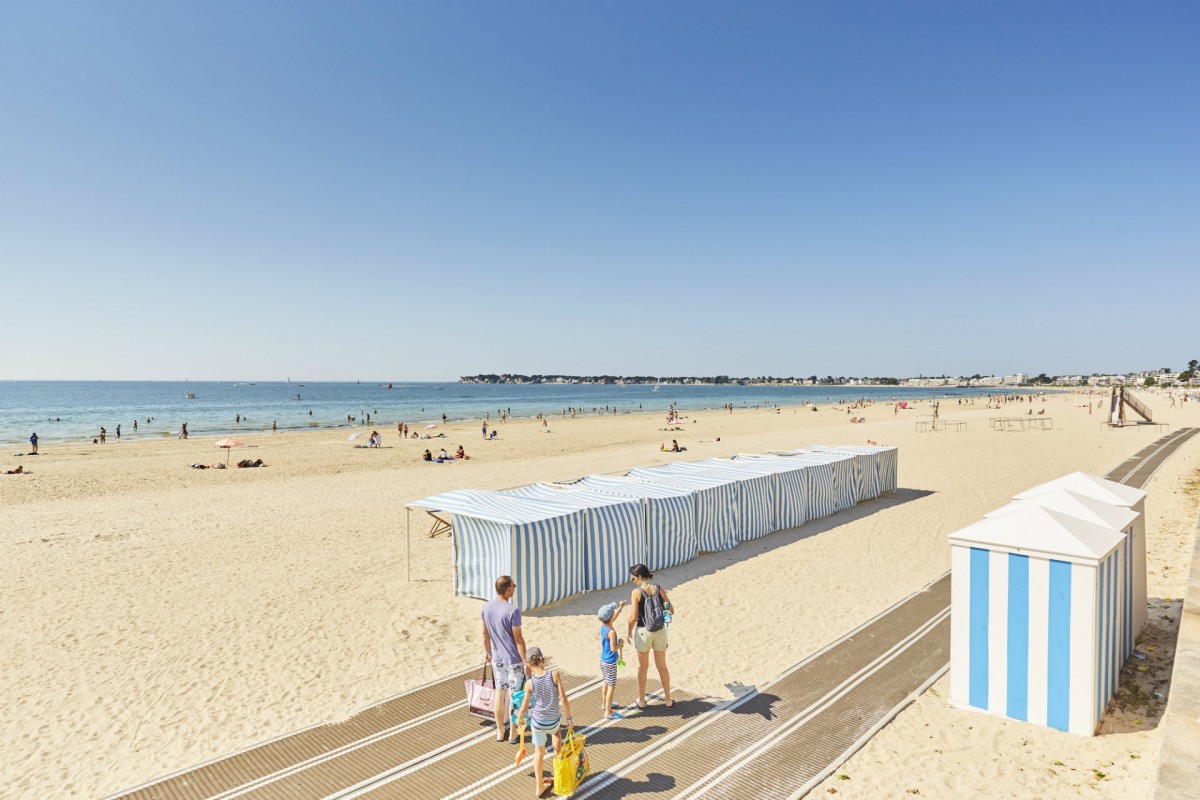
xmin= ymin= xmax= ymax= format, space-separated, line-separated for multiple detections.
xmin=1 ymin=2 xmax=1196 ymax=381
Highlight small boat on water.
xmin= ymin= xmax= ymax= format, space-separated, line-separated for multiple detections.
xmin=185 ymin=392 xmax=197 ymax=399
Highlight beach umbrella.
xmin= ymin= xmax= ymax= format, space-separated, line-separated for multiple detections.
xmin=216 ymin=437 xmax=244 ymax=464
xmin=347 ymin=432 xmax=362 ymax=441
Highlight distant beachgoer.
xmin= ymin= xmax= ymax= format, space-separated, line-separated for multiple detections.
xmin=438 ymin=447 xmax=449 ymax=460
xmin=489 ymin=430 xmax=498 ymax=440
xmin=133 ymin=420 xmax=137 ymax=431
xmin=29 ymin=433 xmax=38 ymax=454
xmin=116 ymin=425 xmax=121 ymax=439
xmin=272 ymin=421 xmax=277 ymax=432
xmin=422 ymin=449 xmax=432 ymax=461
xmin=99 ymin=427 xmax=106 ymax=444
xmin=455 ymin=446 xmax=469 ymax=459
xmin=628 ymin=564 xmax=673 ymax=709
xmin=482 ymin=421 xmax=488 ymax=439
xmin=442 ymin=413 xmax=447 ymax=424
xmin=670 ymin=439 xmax=680 ymax=452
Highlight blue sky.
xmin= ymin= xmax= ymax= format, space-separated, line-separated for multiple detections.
xmin=1 ymin=2 xmax=1196 ymax=381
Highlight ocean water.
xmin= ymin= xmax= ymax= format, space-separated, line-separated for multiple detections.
xmin=0 ymin=381 xmax=1020 ymax=445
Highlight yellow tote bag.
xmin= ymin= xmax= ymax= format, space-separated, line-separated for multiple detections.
xmin=552 ymin=727 xmax=589 ymax=796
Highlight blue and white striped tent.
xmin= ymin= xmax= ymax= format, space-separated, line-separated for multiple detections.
xmin=949 ymin=506 xmax=1127 ymax=735
xmin=1013 ymin=472 xmax=1148 ymax=642
xmin=811 ymin=445 xmax=898 ymax=498
xmin=573 ymin=475 xmax=699 ymax=571
xmin=408 ymin=489 xmax=586 ymax=611
xmin=698 ymin=457 xmax=808 ymax=531
xmin=626 ymin=468 xmax=740 ymax=553
xmin=768 ymin=450 xmax=858 ymax=512
xmin=500 ymin=484 xmax=646 ymax=593
xmin=737 ymin=454 xmax=840 ymax=520
xmin=633 ymin=462 xmax=773 ymax=543
xmin=986 ymin=489 xmax=1139 ymax=663
xmin=798 ymin=448 xmax=871 ymax=502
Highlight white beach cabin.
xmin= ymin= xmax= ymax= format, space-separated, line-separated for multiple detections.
xmin=1013 ymin=473 xmax=1148 ymax=638
xmin=985 ymin=489 xmax=1139 ymax=665
xmin=948 ymin=506 xmax=1127 ymax=735
xmin=573 ymin=475 xmax=699 ymax=571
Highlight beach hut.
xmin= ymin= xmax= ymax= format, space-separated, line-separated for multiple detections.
xmin=626 ymin=468 xmax=740 ymax=553
xmin=501 ymin=483 xmax=646 ymax=592
xmin=795 ymin=448 xmax=872 ymax=502
xmin=986 ymin=489 xmax=1139 ymax=662
xmin=948 ymin=506 xmax=1127 ymax=735
xmin=698 ymin=456 xmax=808 ymax=531
xmin=768 ymin=450 xmax=859 ymax=513
xmin=811 ymin=444 xmax=899 ymax=497
xmin=573 ymin=475 xmax=699 ymax=571
xmin=407 ymin=489 xmax=586 ymax=611
xmin=1013 ymin=473 xmax=1147 ymax=638
xmin=738 ymin=454 xmax=840 ymax=520
xmin=634 ymin=462 xmax=772 ymax=542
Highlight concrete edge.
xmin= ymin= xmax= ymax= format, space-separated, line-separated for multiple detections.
xmin=1150 ymin=505 xmax=1200 ymax=799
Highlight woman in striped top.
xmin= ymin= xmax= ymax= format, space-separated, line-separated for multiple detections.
xmin=516 ymin=646 xmax=573 ymax=797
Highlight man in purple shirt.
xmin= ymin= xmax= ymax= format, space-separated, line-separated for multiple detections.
xmin=481 ymin=575 xmax=527 ymax=742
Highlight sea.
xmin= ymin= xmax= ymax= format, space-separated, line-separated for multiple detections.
xmin=0 ymin=381 xmax=1026 ymax=445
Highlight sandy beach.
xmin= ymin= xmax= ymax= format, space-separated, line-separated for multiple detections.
xmin=3 ymin=391 xmax=1198 ymax=799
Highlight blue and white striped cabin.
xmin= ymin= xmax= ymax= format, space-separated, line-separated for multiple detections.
xmin=643 ymin=462 xmax=774 ymax=542
xmin=949 ymin=506 xmax=1127 ymax=735
xmin=741 ymin=454 xmax=839 ymax=520
xmin=985 ymin=489 xmax=1139 ymax=663
xmin=715 ymin=456 xmax=809 ymax=531
xmin=500 ymin=484 xmax=646 ymax=593
xmin=1013 ymin=472 xmax=1148 ymax=644
xmin=626 ymin=468 xmax=740 ymax=553
xmin=572 ymin=475 xmax=699 ymax=571
xmin=811 ymin=445 xmax=898 ymax=499
xmin=408 ymin=489 xmax=587 ymax=611
xmin=768 ymin=450 xmax=858 ymax=513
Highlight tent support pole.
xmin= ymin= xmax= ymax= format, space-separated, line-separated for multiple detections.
xmin=406 ymin=507 xmax=411 ymax=582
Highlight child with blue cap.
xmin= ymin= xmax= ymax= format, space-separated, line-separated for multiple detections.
xmin=598 ymin=600 xmax=626 ymax=719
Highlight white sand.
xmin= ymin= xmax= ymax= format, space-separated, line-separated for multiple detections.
xmin=2 ymin=391 xmax=1197 ymax=798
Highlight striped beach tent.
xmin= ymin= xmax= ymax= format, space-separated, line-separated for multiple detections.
xmin=1013 ymin=473 xmax=1147 ymax=639
xmin=948 ymin=506 xmax=1127 ymax=735
xmin=699 ymin=457 xmax=808 ymax=531
xmin=408 ymin=489 xmax=586 ymax=611
xmin=634 ymin=463 xmax=772 ymax=543
xmin=768 ymin=450 xmax=858 ymax=512
xmin=501 ymin=483 xmax=646 ymax=593
xmin=986 ymin=489 xmax=1139 ymax=662
xmin=738 ymin=454 xmax=840 ymax=520
xmin=573 ymin=475 xmax=699 ymax=571
xmin=811 ymin=445 xmax=898 ymax=498
xmin=798 ymin=448 xmax=871 ymax=502
xmin=626 ymin=468 xmax=740 ymax=553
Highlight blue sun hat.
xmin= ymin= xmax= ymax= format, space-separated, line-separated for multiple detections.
xmin=598 ymin=602 xmax=620 ymax=622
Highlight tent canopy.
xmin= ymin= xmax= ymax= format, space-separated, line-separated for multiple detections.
xmin=408 ymin=489 xmax=581 ymax=525
xmin=1013 ymin=471 xmax=1146 ymax=507
xmin=949 ymin=505 xmax=1125 ymax=563
xmin=985 ymin=488 xmax=1139 ymax=531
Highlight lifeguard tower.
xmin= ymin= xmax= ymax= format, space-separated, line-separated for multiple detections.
xmin=1107 ymin=387 xmax=1155 ymax=427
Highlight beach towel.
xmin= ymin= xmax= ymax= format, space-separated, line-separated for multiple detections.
xmin=465 ymin=661 xmax=495 ymax=721
xmin=552 ymin=726 xmax=589 ymax=796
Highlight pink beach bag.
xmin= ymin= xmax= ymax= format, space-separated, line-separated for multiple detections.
xmin=465 ymin=661 xmax=495 ymax=720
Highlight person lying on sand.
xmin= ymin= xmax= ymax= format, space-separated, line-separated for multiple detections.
xmin=236 ymin=459 xmax=265 ymax=468
xmin=3 ymin=465 xmax=26 ymax=474
xmin=190 ymin=463 xmax=227 ymax=470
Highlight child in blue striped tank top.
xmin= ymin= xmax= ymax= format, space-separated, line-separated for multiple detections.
xmin=516 ymin=646 xmax=572 ymax=797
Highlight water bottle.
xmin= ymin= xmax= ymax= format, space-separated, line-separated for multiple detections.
xmin=663 ymin=601 xmax=673 ymax=625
